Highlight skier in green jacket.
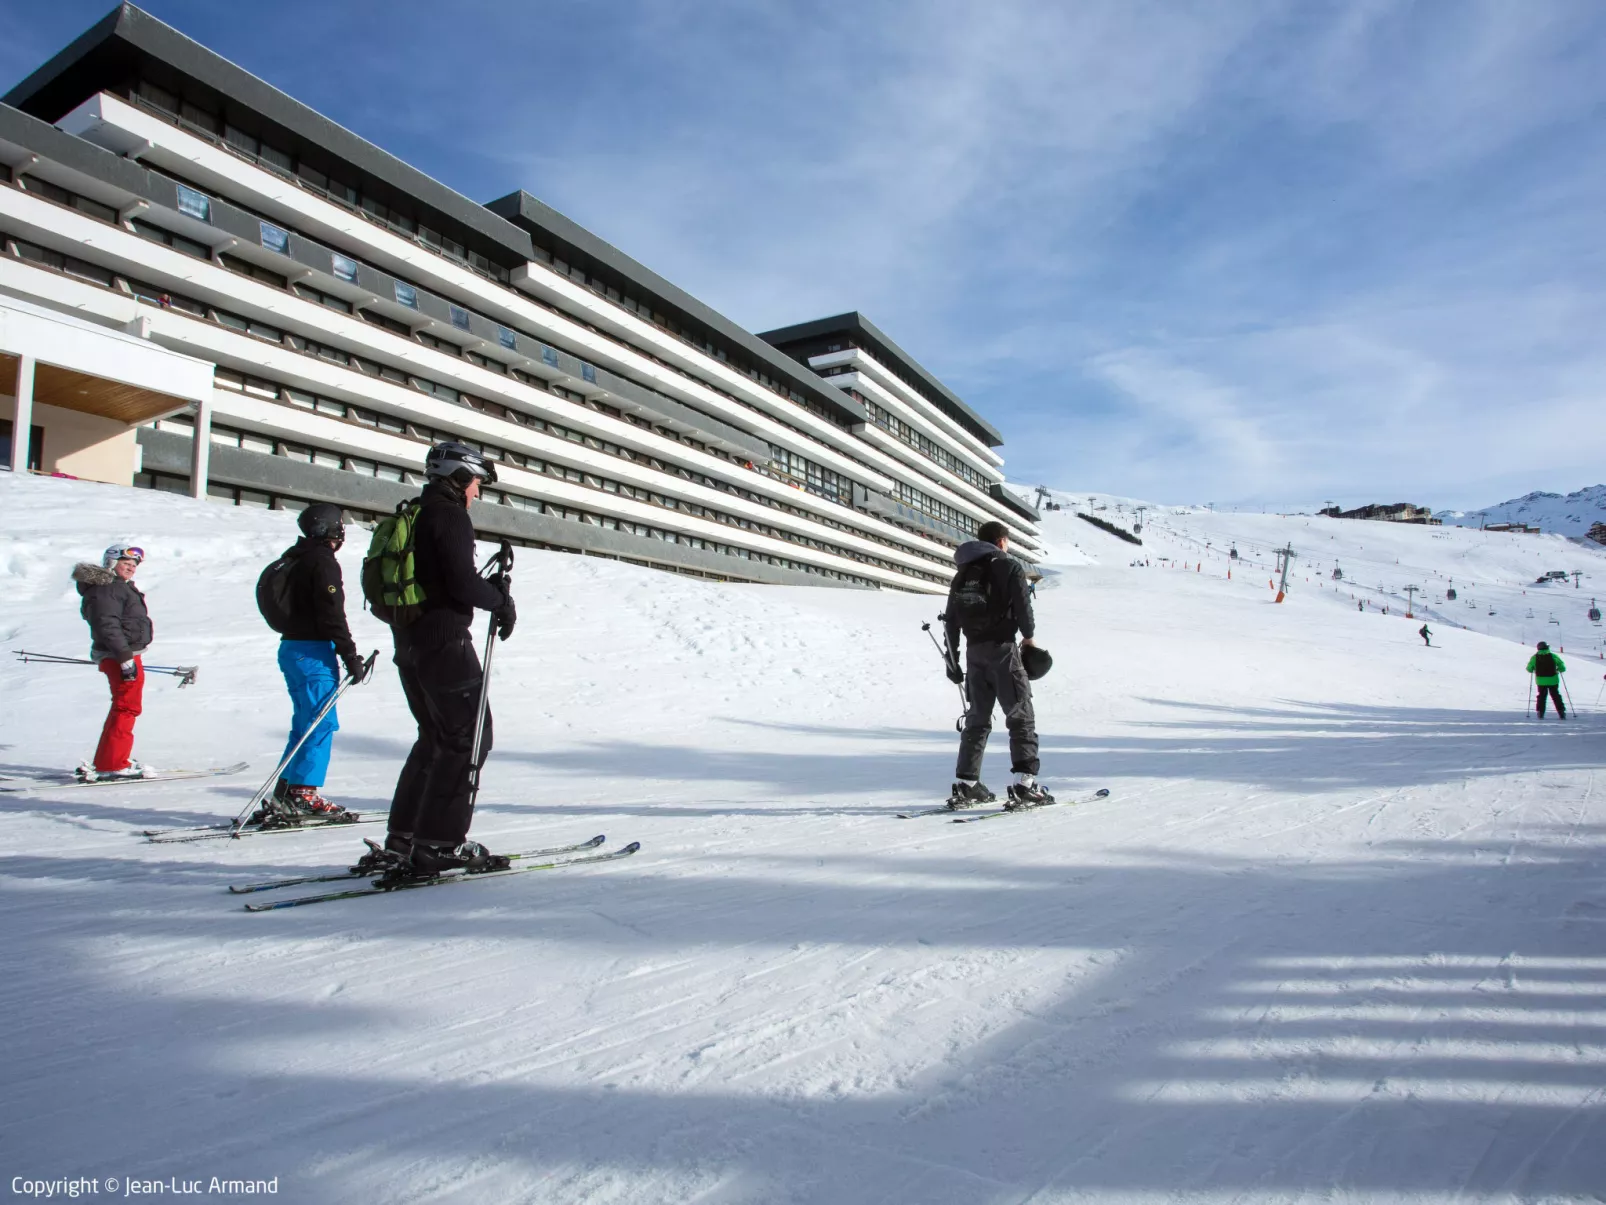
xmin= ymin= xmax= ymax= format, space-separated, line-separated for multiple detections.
xmin=1527 ymin=641 xmax=1567 ymax=719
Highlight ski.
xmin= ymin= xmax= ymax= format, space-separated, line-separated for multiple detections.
xmin=0 ymin=762 xmax=249 ymax=794
xmin=243 ymin=841 xmax=642 ymax=911
xmin=228 ymin=834 xmax=608 ymax=894
xmin=145 ymin=815 xmax=380 ymax=845
xmin=897 ymin=800 xmax=992 ymax=819
xmin=951 ymin=787 xmax=1110 ymax=823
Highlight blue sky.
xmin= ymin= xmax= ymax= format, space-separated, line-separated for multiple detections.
xmin=4 ymin=1 xmax=1604 ymax=509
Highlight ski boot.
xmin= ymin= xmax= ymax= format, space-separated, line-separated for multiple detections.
xmin=1003 ymin=776 xmax=1054 ymax=811
xmin=285 ymin=785 xmax=356 ymax=820
xmin=945 ymin=780 xmax=996 ymax=810
xmin=76 ymin=759 xmax=156 ymax=783
xmin=381 ymin=840 xmax=512 ymax=886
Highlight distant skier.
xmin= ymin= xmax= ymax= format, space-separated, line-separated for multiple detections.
xmin=71 ymin=543 xmax=153 ymax=781
xmin=1419 ymin=623 xmax=1432 ymax=646
xmin=1527 ymin=641 xmax=1567 ymax=719
xmin=376 ymin=442 xmax=517 ymax=877
xmin=258 ymin=503 xmax=366 ymax=819
xmin=943 ymin=520 xmax=1049 ymax=810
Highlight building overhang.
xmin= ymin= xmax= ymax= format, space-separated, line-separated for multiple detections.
xmin=758 ymin=311 xmax=1004 ymax=449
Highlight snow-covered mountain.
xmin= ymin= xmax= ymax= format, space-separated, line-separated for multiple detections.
xmin=1436 ymin=484 xmax=1606 ymax=536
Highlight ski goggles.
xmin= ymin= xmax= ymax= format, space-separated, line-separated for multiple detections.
xmin=104 ymin=545 xmax=145 ymax=565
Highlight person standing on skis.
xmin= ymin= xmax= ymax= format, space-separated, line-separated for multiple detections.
xmin=261 ymin=503 xmax=367 ymax=820
xmin=1528 ymin=641 xmax=1567 ymax=719
xmin=1419 ymin=623 xmax=1432 ymax=646
xmin=378 ymin=441 xmax=516 ymax=877
xmin=942 ymin=520 xmax=1048 ymax=810
xmin=72 ymin=543 xmax=154 ymax=781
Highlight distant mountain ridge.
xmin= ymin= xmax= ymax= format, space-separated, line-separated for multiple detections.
xmin=1435 ymin=485 xmax=1606 ymax=536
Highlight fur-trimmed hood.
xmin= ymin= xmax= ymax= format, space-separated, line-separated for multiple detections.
xmin=72 ymin=562 xmax=118 ymax=586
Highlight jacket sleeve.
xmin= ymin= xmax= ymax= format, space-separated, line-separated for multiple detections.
xmin=308 ymin=551 xmax=359 ymax=662
xmin=943 ymin=575 xmax=963 ymax=652
xmin=437 ymin=506 xmax=507 ymax=613
xmin=1556 ymin=656 xmax=1567 ymax=673
xmin=1008 ymin=560 xmax=1035 ymax=640
xmin=86 ymin=586 xmax=133 ymax=663
xmin=1526 ymin=656 xmax=1536 ymax=672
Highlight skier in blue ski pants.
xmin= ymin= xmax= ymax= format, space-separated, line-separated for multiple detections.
xmin=278 ymin=640 xmax=341 ymax=788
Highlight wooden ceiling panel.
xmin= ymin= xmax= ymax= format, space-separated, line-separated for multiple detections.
xmin=0 ymin=353 xmax=16 ymax=398
xmin=30 ymin=363 xmax=191 ymax=425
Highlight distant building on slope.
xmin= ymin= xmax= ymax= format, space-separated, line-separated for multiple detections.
xmin=1318 ymin=502 xmax=1441 ymax=525
xmin=0 ymin=4 xmax=1039 ymax=593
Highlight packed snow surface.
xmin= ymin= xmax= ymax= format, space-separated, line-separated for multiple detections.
xmin=2 ymin=473 xmax=1604 ymax=1204
xmin=1435 ymin=484 xmax=1606 ymax=538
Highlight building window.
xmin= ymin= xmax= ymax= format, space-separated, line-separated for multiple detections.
xmin=541 ymin=347 xmax=559 ymax=368
xmin=449 ymin=304 xmax=471 ymax=330
xmin=394 ymin=281 xmax=417 ymax=309
xmin=175 ymin=184 xmax=211 ymax=222
xmin=497 ymin=325 xmax=516 ymax=350
xmin=259 ymin=221 xmax=290 ymax=254
xmin=331 ymin=253 xmax=358 ymax=283
xmin=581 ymin=363 xmax=597 ymax=384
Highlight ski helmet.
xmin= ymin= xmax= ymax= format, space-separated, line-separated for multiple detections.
xmin=102 ymin=543 xmax=145 ymax=568
xmin=1536 ymin=641 xmax=1550 ymax=651
xmin=1021 ymin=644 xmax=1053 ymax=681
xmin=298 ymin=502 xmax=346 ymax=541
xmin=425 ymin=440 xmax=498 ymax=485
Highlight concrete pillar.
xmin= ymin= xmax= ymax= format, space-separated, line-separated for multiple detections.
xmin=8 ymin=355 xmax=35 ymax=473
xmin=189 ymin=393 xmax=212 ymax=500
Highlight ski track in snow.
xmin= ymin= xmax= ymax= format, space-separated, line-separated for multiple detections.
xmin=1 ymin=475 xmax=1604 ymax=1203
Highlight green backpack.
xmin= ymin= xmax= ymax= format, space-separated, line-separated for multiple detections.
xmin=361 ymin=498 xmax=425 ymax=626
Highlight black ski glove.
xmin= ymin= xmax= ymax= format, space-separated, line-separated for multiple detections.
xmin=944 ymin=654 xmax=964 ymax=685
xmin=342 ymin=652 xmax=368 ymax=684
xmin=119 ymin=659 xmax=139 ymax=682
xmin=493 ymin=578 xmax=517 ymax=642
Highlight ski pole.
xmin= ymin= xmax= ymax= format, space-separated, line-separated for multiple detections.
xmin=13 ymin=650 xmax=199 ymax=686
xmin=1561 ymin=675 xmax=1576 ymax=717
xmin=231 ymin=650 xmax=378 ymax=830
xmin=1527 ymin=672 xmax=1534 ymax=718
xmin=465 ymin=541 xmax=513 ymax=819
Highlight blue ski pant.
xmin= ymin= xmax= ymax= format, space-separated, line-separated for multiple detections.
xmin=278 ymin=640 xmax=341 ymax=787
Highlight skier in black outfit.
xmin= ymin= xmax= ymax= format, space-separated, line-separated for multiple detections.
xmin=943 ymin=520 xmax=1049 ymax=810
xmin=383 ymin=442 xmax=516 ymax=876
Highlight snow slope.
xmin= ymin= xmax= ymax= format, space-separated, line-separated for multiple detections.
xmin=2 ymin=472 xmax=1604 ymax=1204
xmin=1435 ymin=484 xmax=1606 ymax=537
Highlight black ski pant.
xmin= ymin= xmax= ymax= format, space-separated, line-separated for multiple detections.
xmin=1536 ymin=684 xmax=1565 ymax=717
xmin=388 ymin=621 xmax=492 ymax=847
xmin=955 ymin=640 xmax=1039 ymax=780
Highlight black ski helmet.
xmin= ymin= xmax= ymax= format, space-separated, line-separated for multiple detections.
xmin=1021 ymin=644 xmax=1053 ymax=680
xmin=298 ymin=502 xmax=346 ymax=541
xmin=1536 ymin=641 xmax=1550 ymax=651
xmin=425 ymin=440 xmax=498 ymax=485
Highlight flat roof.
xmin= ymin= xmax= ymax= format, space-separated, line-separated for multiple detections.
xmin=758 ymin=311 xmax=1004 ymax=447
xmin=3 ymin=3 xmax=536 ymax=268
xmin=487 ymin=191 xmax=866 ymax=428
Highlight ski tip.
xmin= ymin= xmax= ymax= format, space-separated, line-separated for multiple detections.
xmin=621 ymin=841 xmax=642 ymax=853
xmin=588 ymin=834 xmax=606 ymax=847
xmin=1095 ymin=788 xmax=1111 ymax=797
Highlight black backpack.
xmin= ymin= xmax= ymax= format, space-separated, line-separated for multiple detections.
xmin=1534 ymin=651 xmax=1557 ymax=677
xmin=949 ymin=556 xmax=1000 ymax=633
xmin=256 ymin=550 xmax=301 ymax=635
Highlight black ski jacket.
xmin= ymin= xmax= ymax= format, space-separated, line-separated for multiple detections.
xmin=407 ymin=481 xmax=505 ymax=638
xmin=275 ymin=538 xmax=359 ymax=662
xmin=944 ymin=540 xmax=1035 ymax=648
xmin=72 ymin=563 xmax=153 ymax=663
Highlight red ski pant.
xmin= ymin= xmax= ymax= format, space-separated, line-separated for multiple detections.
xmin=94 ymin=656 xmax=144 ymax=771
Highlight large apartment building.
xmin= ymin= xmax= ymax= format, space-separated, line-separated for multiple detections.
xmin=0 ymin=4 xmax=1040 ymax=594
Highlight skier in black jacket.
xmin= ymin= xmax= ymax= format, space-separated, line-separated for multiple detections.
xmin=383 ymin=441 xmax=516 ymax=876
xmin=943 ymin=520 xmax=1047 ymax=809
xmin=71 ymin=543 xmax=154 ymax=781
xmin=267 ymin=503 xmax=365 ymax=818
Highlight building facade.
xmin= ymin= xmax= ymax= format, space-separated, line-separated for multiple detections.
xmin=0 ymin=4 xmax=1039 ymax=593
